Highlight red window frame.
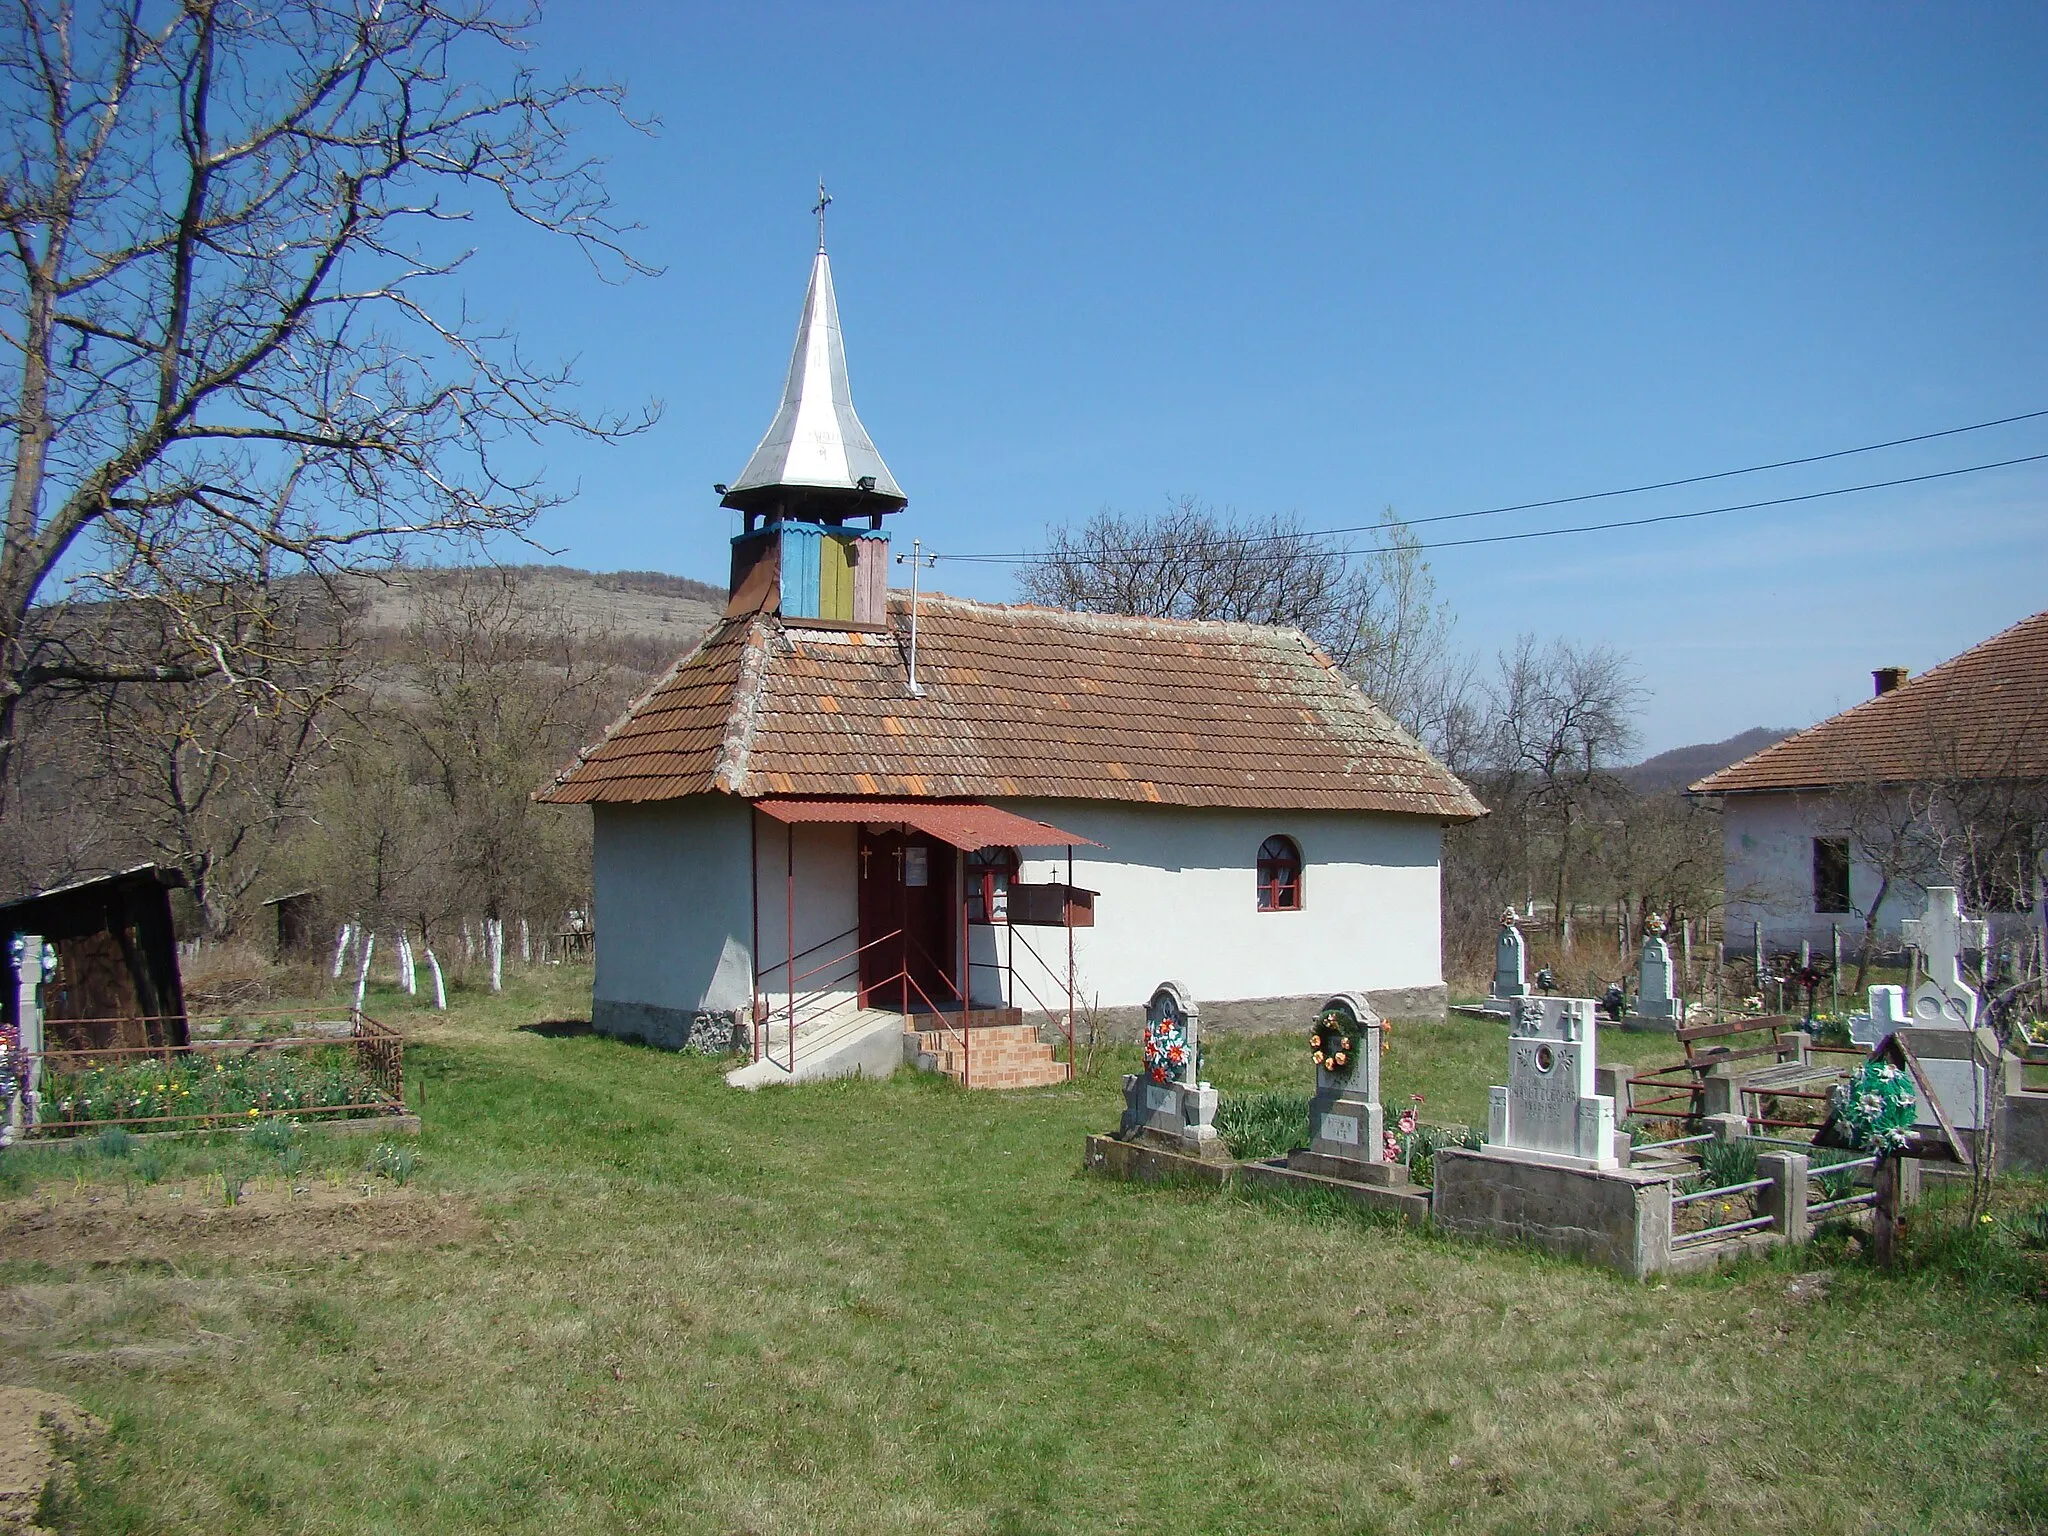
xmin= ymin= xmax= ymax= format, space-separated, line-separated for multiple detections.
xmin=966 ymin=846 xmax=1019 ymax=924
xmin=1257 ymin=835 xmax=1303 ymax=912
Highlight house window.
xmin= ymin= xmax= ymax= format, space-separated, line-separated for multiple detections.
xmin=1812 ymin=837 xmax=1850 ymax=914
xmin=966 ymin=846 xmax=1018 ymax=924
xmin=1257 ymin=836 xmax=1304 ymax=912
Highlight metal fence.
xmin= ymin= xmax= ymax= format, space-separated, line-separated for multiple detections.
xmin=15 ymin=1008 xmax=405 ymax=1137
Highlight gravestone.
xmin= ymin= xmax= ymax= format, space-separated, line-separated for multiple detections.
xmin=1489 ymin=911 xmax=1528 ymax=1010
xmin=1900 ymin=887 xmax=1985 ymax=1029
xmin=1632 ymin=916 xmax=1682 ymax=1024
xmin=1301 ymin=992 xmax=1387 ymax=1168
xmin=1119 ymin=981 xmax=1224 ymax=1160
xmin=1848 ymin=985 xmax=1912 ymax=1048
xmin=1483 ymin=996 xmax=1619 ymax=1170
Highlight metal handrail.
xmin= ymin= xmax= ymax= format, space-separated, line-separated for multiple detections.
xmin=1632 ymin=1132 xmax=1713 ymax=1154
xmin=897 ymin=967 xmax=974 ymax=1079
xmin=1673 ymin=1214 xmax=1776 ymax=1244
xmin=778 ymin=922 xmax=863 ymax=976
xmin=1671 ymin=1176 xmax=1773 ymax=1208
xmin=785 ymin=928 xmax=898 ymax=992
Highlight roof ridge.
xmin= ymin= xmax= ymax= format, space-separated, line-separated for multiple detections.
xmin=711 ymin=618 xmax=779 ymax=792
xmin=891 ymin=590 xmax=1323 ymax=642
xmin=1691 ymin=605 xmax=2048 ymax=794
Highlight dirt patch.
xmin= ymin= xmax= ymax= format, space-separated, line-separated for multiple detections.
xmin=0 ymin=1387 xmax=103 ymax=1534
xmin=0 ymin=1183 xmax=483 ymax=1265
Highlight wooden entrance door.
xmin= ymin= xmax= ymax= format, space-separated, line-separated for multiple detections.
xmin=858 ymin=830 xmax=957 ymax=1010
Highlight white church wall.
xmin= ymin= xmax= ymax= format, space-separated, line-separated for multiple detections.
xmin=591 ymin=797 xmax=756 ymax=1046
xmin=997 ymin=801 xmax=1446 ymax=1021
xmin=750 ymin=818 xmax=861 ymax=1008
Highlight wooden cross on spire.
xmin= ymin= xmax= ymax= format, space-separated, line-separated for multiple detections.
xmin=814 ymin=180 xmax=832 ymax=252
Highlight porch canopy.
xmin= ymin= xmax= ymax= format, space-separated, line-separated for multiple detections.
xmin=751 ymin=798 xmax=1101 ymax=851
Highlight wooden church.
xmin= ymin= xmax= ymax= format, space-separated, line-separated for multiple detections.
xmin=540 ymin=236 xmax=1483 ymax=1088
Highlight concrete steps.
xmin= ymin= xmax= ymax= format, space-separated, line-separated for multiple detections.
xmin=911 ymin=1020 xmax=1072 ymax=1090
xmin=725 ymin=999 xmax=905 ymax=1089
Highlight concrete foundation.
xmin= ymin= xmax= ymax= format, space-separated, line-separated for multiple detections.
xmin=1432 ymin=1147 xmax=1677 ymax=1278
xmin=1242 ymin=1156 xmax=1431 ymax=1222
xmin=1083 ymin=1133 xmax=1233 ymax=1188
xmin=592 ymin=998 xmax=744 ymax=1053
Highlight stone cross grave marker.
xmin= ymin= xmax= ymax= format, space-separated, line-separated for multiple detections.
xmin=1490 ymin=911 xmax=1528 ymax=1007
xmin=1633 ymin=917 xmax=1681 ymax=1023
xmin=1900 ymin=886 xmax=1985 ymax=1029
xmin=1120 ymin=981 xmax=1224 ymax=1159
xmin=1849 ymin=985 xmax=1914 ymax=1048
xmin=1305 ymin=992 xmax=1386 ymax=1166
xmin=1484 ymin=996 xmax=1618 ymax=1170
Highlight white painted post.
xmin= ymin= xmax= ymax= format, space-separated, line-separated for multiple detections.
xmin=462 ymin=919 xmax=475 ymax=964
xmin=488 ymin=918 xmax=503 ymax=993
xmin=332 ymin=923 xmax=354 ymax=979
xmin=425 ymin=947 xmax=447 ymax=1010
xmin=13 ymin=935 xmax=47 ymax=1131
xmin=398 ymin=932 xmax=417 ymax=996
xmin=519 ymin=918 xmax=530 ymax=965
xmin=354 ymin=933 xmax=375 ymax=1011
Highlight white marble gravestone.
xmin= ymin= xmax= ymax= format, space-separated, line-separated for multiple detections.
xmin=1633 ymin=929 xmax=1682 ymax=1023
xmin=1489 ymin=913 xmax=1528 ymax=1009
xmin=1848 ymin=985 xmax=1913 ymax=1048
xmin=1900 ymin=887 xmax=1985 ymax=1029
xmin=1304 ymin=992 xmax=1387 ymax=1166
xmin=1484 ymin=996 xmax=1618 ymax=1170
xmin=1120 ymin=981 xmax=1223 ymax=1158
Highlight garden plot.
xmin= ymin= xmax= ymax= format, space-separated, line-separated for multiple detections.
xmin=0 ymin=1180 xmax=480 ymax=1266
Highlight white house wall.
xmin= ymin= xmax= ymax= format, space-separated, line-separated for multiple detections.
xmin=997 ymin=800 xmax=1447 ymax=1022
xmin=1722 ymin=789 xmax=2037 ymax=955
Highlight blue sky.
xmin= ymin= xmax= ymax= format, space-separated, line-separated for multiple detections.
xmin=470 ymin=2 xmax=2048 ymax=754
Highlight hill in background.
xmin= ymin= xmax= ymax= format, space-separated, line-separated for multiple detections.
xmin=1620 ymin=726 xmax=1794 ymax=795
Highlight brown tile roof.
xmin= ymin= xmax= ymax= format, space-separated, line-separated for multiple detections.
xmin=1691 ymin=608 xmax=2048 ymax=795
xmin=540 ymin=594 xmax=1485 ymax=820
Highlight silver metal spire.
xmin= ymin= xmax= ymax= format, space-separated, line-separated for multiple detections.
xmin=722 ymin=248 xmax=906 ymax=516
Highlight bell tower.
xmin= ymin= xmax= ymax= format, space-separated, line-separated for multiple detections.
xmin=720 ymin=200 xmax=903 ymax=628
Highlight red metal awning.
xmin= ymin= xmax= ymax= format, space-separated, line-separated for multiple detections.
xmin=751 ymin=799 xmax=1102 ymax=851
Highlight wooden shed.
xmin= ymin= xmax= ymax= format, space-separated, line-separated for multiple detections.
xmin=0 ymin=864 xmax=189 ymax=1051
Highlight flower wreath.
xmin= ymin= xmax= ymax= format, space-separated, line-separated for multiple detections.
xmin=1830 ymin=1060 xmax=1918 ymax=1153
xmin=1310 ymin=1009 xmax=1356 ymax=1073
xmin=1142 ymin=1013 xmax=1189 ymax=1085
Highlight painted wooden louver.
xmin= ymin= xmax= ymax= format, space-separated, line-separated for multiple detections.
xmin=819 ymin=533 xmax=855 ymax=621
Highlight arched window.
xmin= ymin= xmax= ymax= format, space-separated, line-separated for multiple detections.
xmin=967 ymin=846 xmax=1019 ymax=924
xmin=1257 ymin=836 xmax=1303 ymax=912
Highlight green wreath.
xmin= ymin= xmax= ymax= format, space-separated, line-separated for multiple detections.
xmin=1830 ymin=1060 xmax=1918 ymax=1153
xmin=1310 ymin=1010 xmax=1357 ymax=1073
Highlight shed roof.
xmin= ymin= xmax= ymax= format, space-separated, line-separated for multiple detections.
xmin=1691 ymin=608 xmax=2048 ymax=795
xmin=539 ymin=594 xmax=1484 ymax=820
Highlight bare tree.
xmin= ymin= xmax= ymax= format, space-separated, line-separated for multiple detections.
xmin=1481 ymin=635 xmax=1643 ymax=947
xmin=1020 ymin=499 xmax=1362 ymax=660
xmin=1019 ymin=500 xmax=1470 ymax=751
xmin=0 ymin=0 xmax=656 ymax=806
xmin=74 ymin=581 xmax=357 ymax=934
xmin=391 ymin=569 xmax=634 ymax=955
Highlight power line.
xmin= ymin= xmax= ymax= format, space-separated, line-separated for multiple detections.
xmin=1390 ymin=451 xmax=2048 ymax=555
xmin=936 ymin=406 xmax=2048 ymax=565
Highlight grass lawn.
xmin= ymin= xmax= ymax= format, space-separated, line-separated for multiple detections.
xmin=5 ymin=968 xmax=2048 ymax=1534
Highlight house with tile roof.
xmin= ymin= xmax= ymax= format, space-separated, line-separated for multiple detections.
xmin=1690 ymin=610 xmax=2048 ymax=958
xmin=539 ymin=239 xmax=1483 ymax=1085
